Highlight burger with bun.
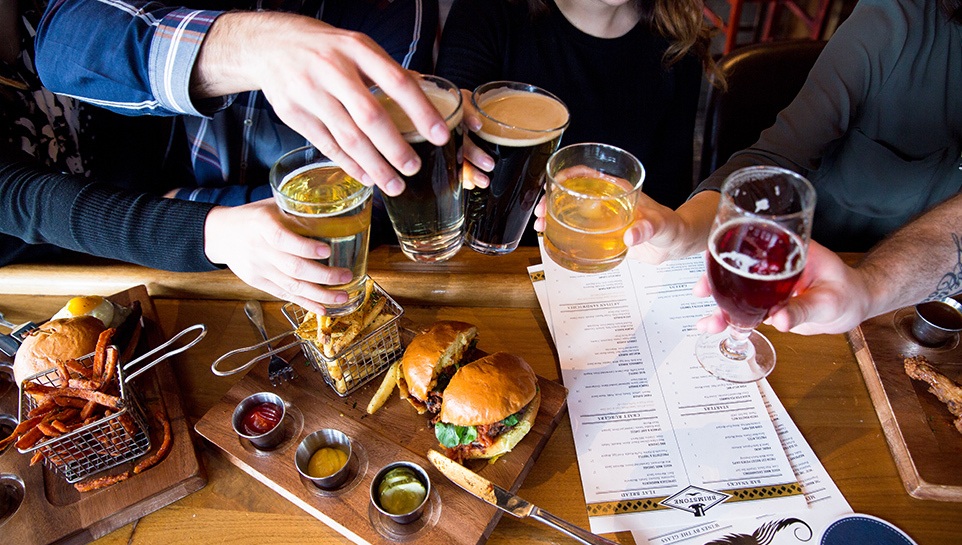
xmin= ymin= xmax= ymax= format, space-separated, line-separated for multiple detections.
xmin=13 ymin=296 xmax=143 ymax=385
xmin=13 ymin=316 xmax=106 ymax=384
xmin=435 ymin=351 xmax=540 ymax=462
xmin=398 ymin=321 xmax=478 ymax=414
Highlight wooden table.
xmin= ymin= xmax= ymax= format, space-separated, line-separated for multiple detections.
xmin=0 ymin=246 xmax=958 ymax=545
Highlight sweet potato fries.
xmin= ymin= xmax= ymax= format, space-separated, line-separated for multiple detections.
xmin=0 ymin=327 xmax=174 ymax=492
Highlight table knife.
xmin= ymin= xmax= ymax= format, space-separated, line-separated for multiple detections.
xmin=427 ymin=450 xmax=619 ymax=545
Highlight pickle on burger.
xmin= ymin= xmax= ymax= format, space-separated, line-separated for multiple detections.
xmin=434 ymin=352 xmax=540 ymax=462
xmin=398 ymin=321 xmax=478 ymax=414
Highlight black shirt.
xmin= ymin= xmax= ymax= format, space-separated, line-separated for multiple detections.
xmin=436 ymin=0 xmax=703 ymax=210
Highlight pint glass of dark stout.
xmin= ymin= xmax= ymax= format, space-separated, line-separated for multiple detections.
xmin=371 ymin=76 xmax=465 ymax=262
xmin=464 ymin=81 xmax=569 ymax=255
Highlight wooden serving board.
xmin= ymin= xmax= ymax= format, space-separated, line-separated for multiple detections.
xmin=847 ymin=304 xmax=962 ymax=501
xmin=0 ymin=285 xmax=207 ymax=543
xmin=194 ymin=330 xmax=568 ymax=545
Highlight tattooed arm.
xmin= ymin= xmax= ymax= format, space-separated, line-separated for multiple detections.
xmin=694 ymin=192 xmax=962 ymax=337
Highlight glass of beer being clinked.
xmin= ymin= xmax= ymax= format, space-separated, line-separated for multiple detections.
xmin=270 ymin=146 xmax=373 ymax=316
xmin=464 ymin=81 xmax=569 ymax=255
xmin=543 ymin=143 xmax=645 ymax=273
xmin=695 ymin=166 xmax=816 ymax=383
xmin=372 ymin=75 xmax=465 ymax=263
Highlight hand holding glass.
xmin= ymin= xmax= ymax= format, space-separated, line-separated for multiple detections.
xmin=371 ymin=75 xmax=465 ymax=263
xmin=269 ymin=146 xmax=373 ymax=316
xmin=543 ymin=143 xmax=645 ymax=273
xmin=695 ymin=166 xmax=816 ymax=383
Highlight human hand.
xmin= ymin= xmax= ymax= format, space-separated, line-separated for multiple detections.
xmin=457 ymin=89 xmax=493 ymax=190
xmin=203 ymin=200 xmax=356 ymax=315
xmin=622 ymin=191 xmax=716 ymax=265
xmin=763 ymin=241 xmax=875 ymax=335
xmin=201 ymin=12 xmax=448 ymax=197
xmin=693 ymin=241 xmax=876 ymax=336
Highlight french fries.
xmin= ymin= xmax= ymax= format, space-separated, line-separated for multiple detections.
xmin=294 ymin=278 xmax=394 ymax=394
xmin=366 ymin=361 xmax=399 ymax=414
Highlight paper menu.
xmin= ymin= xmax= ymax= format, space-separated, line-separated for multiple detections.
xmin=532 ymin=252 xmax=806 ymax=533
xmin=527 ymin=257 xmax=851 ymax=543
xmin=636 ymin=383 xmax=851 ymax=545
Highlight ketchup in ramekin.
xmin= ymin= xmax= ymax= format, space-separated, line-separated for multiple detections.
xmin=242 ymin=402 xmax=283 ymax=436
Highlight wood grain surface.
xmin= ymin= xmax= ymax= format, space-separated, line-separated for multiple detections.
xmin=0 ymin=248 xmax=960 ymax=545
xmin=195 ymin=334 xmax=568 ymax=545
xmin=848 ymin=304 xmax=962 ymax=500
xmin=0 ymin=246 xmax=542 ymax=309
xmin=0 ymin=286 xmax=206 ymax=544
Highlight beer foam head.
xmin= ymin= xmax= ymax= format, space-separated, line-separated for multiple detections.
xmin=474 ymin=88 xmax=569 ymax=147
xmin=376 ymin=79 xmax=463 ymax=143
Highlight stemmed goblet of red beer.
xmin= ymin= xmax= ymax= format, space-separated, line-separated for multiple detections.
xmin=695 ymin=166 xmax=816 ymax=383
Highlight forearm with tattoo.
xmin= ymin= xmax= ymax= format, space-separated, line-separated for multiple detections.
xmin=855 ymin=192 xmax=962 ymax=318
xmin=925 ymin=233 xmax=962 ymax=301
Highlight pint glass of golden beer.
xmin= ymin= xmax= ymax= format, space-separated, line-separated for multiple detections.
xmin=270 ymin=146 xmax=373 ymax=316
xmin=464 ymin=81 xmax=569 ymax=255
xmin=543 ymin=143 xmax=645 ymax=273
xmin=371 ymin=75 xmax=465 ymax=262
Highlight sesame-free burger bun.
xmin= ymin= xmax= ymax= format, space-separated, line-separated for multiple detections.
xmin=13 ymin=316 xmax=106 ymax=385
xmin=439 ymin=351 xmax=538 ymax=426
xmin=472 ymin=390 xmax=540 ymax=460
xmin=438 ymin=351 xmax=540 ymax=460
xmin=399 ymin=321 xmax=478 ymax=412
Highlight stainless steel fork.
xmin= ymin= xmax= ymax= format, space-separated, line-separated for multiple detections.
xmin=244 ymin=300 xmax=295 ymax=386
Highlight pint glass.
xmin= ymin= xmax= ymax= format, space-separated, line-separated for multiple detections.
xmin=372 ymin=75 xmax=465 ymax=262
xmin=269 ymin=146 xmax=373 ymax=316
xmin=464 ymin=81 xmax=569 ymax=255
xmin=543 ymin=143 xmax=645 ymax=273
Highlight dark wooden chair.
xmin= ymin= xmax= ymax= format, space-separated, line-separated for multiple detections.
xmin=699 ymin=39 xmax=827 ymax=181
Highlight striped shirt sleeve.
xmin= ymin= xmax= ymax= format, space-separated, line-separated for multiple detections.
xmin=36 ymin=0 xmax=227 ymax=117
xmin=149 ymin=9 xmax=228 ymax=116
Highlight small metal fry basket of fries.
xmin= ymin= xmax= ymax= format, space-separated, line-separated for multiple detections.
xmin=212 ymin=279 xmax=404 ymax=397
xmin=17 ymin=324 xmax=206 ymax=483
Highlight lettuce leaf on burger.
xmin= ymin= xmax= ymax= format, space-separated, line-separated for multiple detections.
xmin=434 ymin=352 xmax=540 ymax=462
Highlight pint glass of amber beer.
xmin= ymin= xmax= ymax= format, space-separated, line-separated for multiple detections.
xmin=372 ymin=76 xmax=465 ymax=262
xmin=543 ymin=143 xmax=645 ymax=273
xmin=270 ymin=146 xmax=373 ymax=316
xmin=464 ymin=81 xmax=569 ymax=255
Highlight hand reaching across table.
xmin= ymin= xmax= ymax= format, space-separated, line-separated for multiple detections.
xmin=189 ymin=12 xmax=449 ymax=197
xmin=689 ymin=240 xmax=874 ymax=337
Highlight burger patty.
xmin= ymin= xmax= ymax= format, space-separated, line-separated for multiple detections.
xmin=425 ymin=391 xmax=443 ymax=414
xmin=424 ymin=364 xmax=460 ymax=414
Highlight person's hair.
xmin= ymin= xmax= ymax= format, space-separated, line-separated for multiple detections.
xmin=941 ymin=0 xmax=962 ymax=23
xmin=647 ymin=0 xmax=726 ymax=89
xmin=520 ymin=0 xmax=726 ymax=89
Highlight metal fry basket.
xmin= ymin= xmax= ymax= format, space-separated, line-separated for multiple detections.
xmin=282 ymin=282 xmax=404 ymax=396
xmin=17 ymin=324 xmax=206 ymax=483
xmin=18 ymin=349 xmax=150 ymax=483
